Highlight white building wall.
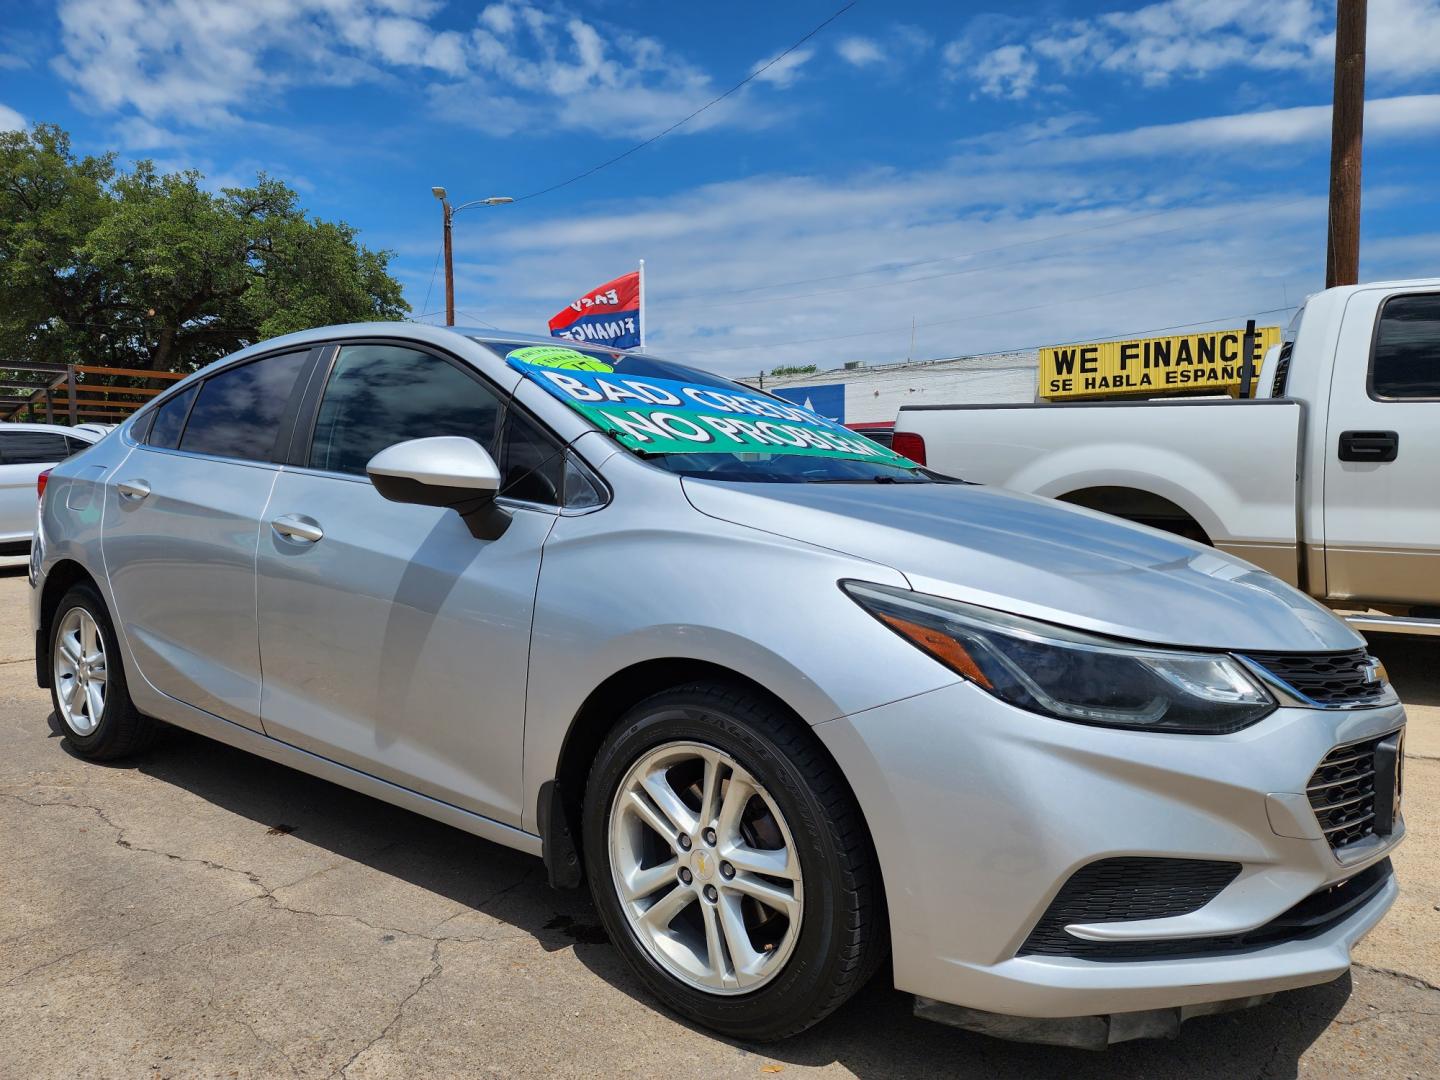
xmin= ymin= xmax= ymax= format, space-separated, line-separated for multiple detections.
xmin=754 ymin=351 xmax=1040 ymax=426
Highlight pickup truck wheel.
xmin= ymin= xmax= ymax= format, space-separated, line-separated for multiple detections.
xmin=582 ymin=682 xmax=884 ymax=1041
xmin=49 ymin=584 xmax=157 ymax=760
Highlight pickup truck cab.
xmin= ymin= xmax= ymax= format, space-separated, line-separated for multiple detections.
xmin=893 ymin=279 xmax=1440 ymax=636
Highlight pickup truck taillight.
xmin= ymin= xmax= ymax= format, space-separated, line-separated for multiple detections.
xmin=892 ymin=431 xmax=927 ymax=465
xmin=37 ymin=469 xmax=53 ymax=501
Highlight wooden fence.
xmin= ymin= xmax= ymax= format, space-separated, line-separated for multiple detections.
xmin=1 ymin=362 xmax=186 ymax=425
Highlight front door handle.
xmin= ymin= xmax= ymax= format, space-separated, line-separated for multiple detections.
xmin=116 ymin=479 xmax=151 ymax=500
xmin=271 ymin=514 xmax=324 ymax=543
xmin=1338 ymin=430 xmax=1399 ymax=462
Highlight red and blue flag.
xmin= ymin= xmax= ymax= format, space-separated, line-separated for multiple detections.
xmin=548 ymin=270 xmax=642 ymax=350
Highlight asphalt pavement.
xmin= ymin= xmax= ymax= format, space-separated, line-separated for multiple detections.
xmin=1 ymin=566 xmax=1436 ymax=1078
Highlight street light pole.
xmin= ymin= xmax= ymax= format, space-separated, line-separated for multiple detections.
xmin=431 ymin=187 xmax=514 ymax=327
xmin=1326 ymin=0 xmax=1367 ymax=288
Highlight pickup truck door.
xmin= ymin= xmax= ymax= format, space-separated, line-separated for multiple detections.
xmin=1322 ymin=288 xmax=1440 ymax=606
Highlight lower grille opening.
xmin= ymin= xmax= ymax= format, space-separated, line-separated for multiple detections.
xmin=1019 ymin=858 xmax=1241 ymax=958
xmin=1018 ymin=857 xmax=1392 ymax=962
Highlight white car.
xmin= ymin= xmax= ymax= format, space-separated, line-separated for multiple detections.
xmin=0 ymin=423 xmax=103 ymax=555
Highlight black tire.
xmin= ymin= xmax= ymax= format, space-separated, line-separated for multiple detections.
xmin=582 ymin=682 xmax=885 ymax=1041
xmin=48 ymin=583 xmax=157 ymax=760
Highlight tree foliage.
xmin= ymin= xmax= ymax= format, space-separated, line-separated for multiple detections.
xmin=0 ymin=124 xmax=408 ymax=372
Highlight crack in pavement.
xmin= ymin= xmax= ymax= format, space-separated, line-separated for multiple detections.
xmin=1354 ymin=962 xmax=1440 ymax=995
xmin=0 ymin=790 xmax=272 ymax=895
xmin=336 ymin=940 xmax=444 ymax=1079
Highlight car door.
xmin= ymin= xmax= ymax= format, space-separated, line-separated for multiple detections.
xmin=1323 ymin=288 xmax=1440 ymax=605
xmin=101 ymin=349 xmax=315 ymax=732
xmin=0 ymin=429 xmax=74 ymax=551
xmin=255 ymin=341 xmax=564 ymax=826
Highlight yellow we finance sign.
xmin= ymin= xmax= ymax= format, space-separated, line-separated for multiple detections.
xmin=1038 ymin=326 xmax=1281 ymax=400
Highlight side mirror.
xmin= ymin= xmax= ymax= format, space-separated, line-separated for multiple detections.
xmin=366 ymin=436 xmax=510 ymax=540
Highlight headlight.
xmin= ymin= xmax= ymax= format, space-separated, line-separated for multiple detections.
xmin=844 ymin=581 xmax=1275 ymax=734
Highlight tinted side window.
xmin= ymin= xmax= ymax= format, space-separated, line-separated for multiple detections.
xmin=179 ymin=351 xmax=309 ymax=461
xmin=148 ymin=385 xmax=199 ymax=449
xmin=0 ymin=431 xmax=72 ymax=465
xmin=1373 ymin=294 xmax=1440 ymax=399
xmin=499 ymin=408 xmax=565 ymax=505
xmin=309 ymin=345 xmax=501 ymax=476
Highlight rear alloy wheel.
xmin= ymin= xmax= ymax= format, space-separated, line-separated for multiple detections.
xmin=54 ymin=606 xmax=107 ymax=736
xmin=49 ymin=584 xmax=157 ymax=760
xmin=583 ymin=683 xmax=885 ymax=1041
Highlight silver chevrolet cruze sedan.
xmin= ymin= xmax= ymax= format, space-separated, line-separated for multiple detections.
xmin=31 ymin=324 xmax=1405 ymax=1046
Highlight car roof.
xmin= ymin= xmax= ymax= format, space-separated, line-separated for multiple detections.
xmin=0 ymin=422 xmax=100 ymax=439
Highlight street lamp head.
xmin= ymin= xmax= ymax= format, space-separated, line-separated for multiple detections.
xmin=431 ymin=186 xmax=447 ymax=200
xmin=483 ymin=197 xmax=515 ymax=205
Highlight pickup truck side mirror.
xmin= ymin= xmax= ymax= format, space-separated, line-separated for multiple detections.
xmin=366 ymin=436 xmax=511 ymax=540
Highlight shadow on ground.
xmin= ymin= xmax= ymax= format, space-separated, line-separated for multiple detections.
xmin=52 ymin=716 xmax=1347 ymax=1079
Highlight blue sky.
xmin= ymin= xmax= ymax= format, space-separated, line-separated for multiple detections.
xmin=3 ymin=0 xmax=1439 ymax=374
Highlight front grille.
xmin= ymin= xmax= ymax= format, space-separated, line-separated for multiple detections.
xmin=1019 ymin=858 xmax=1241 ymax=957
xmin=1244 ymin=649 xmax=1390 ymax=707
xmin=1308 ymin=735 xmax=1385 ymax=849
xmin=1019 ymin=858 xmax=1392 ymax=962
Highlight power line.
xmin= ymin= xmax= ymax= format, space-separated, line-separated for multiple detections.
xmin=419 ymin=242 xmax=443 ymax=323
xmin=510 ymin=2 xmax=859 ymax=204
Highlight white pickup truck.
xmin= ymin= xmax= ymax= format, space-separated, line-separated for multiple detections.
xmin=893 ymin=279 xmax=1440 ymax=636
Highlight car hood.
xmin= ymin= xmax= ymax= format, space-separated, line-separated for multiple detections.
xmin=681 ymin=479 xmax=1361 ymax=652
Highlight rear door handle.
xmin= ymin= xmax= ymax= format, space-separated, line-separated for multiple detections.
xmin=1338 ymin=430 xmax=1399 ymax=462
xmin=271 ymin=514 xmax=324 ymax=543
xmin=116 ymin=479 xmax=151 ymax=500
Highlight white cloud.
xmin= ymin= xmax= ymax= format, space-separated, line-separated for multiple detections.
xmin=1005 ymin=94 xmax=1440 ymax=163
xmin=837 ymin=36 xmax=885 ymax=67
xmin=750 ymin=47 xmax=815 ymax=88
xmin=0 ymin=103 xmax=25 ymax=131
xmin=951 ymin=0 xmax=1440 ymax=99
xmin=969 ymin=44 xmax=1040 ymax=100
xmin=51 ymin=0 xmax=750 ymax=139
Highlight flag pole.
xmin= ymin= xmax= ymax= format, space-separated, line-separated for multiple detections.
xmin=638 ymin=259 xmax=646 ymax=349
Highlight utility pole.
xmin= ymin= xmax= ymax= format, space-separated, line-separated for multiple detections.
xmin=440 ymin=195 xmax=455 ymax=326
xmin=431 ymin=187 xmax=514 ymax=326
xmin=1326 ymin=0 xmax=1367 ymax=288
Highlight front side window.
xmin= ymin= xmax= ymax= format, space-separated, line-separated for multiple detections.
xmin=498 ymin=407 xmax=566 ymax=505
xmin=0 ymin=430 xmax=72 ymax=465
xmin=179 ymin=351 xmax=310 ymax=461
xmin=308 ymin=345 xmax=501 ymax=476
xmin=1372 ymin=294 xmax=1440 ymax=399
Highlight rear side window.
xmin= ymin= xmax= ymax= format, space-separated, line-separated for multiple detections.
xmin=308 ymin=345 xmax=501 ymax=476
xmin=178 ymin=351 xmax=310 ymax=461
xmin=1372 ymin=294 xmax=1440 ymax=399
xmin=0 ymin=430 xmax=72 ymax=465
xmin=148 ymin=385 xmax=199 ymax=449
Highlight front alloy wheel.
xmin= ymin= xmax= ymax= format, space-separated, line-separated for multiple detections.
xmin=608 ymin=741 xmax=803 ymax=994
xmin=583 ymin=683 xmax=885 ymax=1041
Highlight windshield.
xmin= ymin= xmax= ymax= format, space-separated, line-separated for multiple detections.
xmin=478 ymin=340 xmax=931 ymax=484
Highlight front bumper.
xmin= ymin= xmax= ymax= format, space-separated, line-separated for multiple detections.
xmin=816 ymin=679 xmax=1405 ymax=1020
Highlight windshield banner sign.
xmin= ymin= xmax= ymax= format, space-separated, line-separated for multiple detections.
xmin=507 ymin=347 xmax=916 ymax=466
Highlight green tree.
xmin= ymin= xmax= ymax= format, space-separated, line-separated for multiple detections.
xmin=0 ymin=123 xmax=408 ymax=374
